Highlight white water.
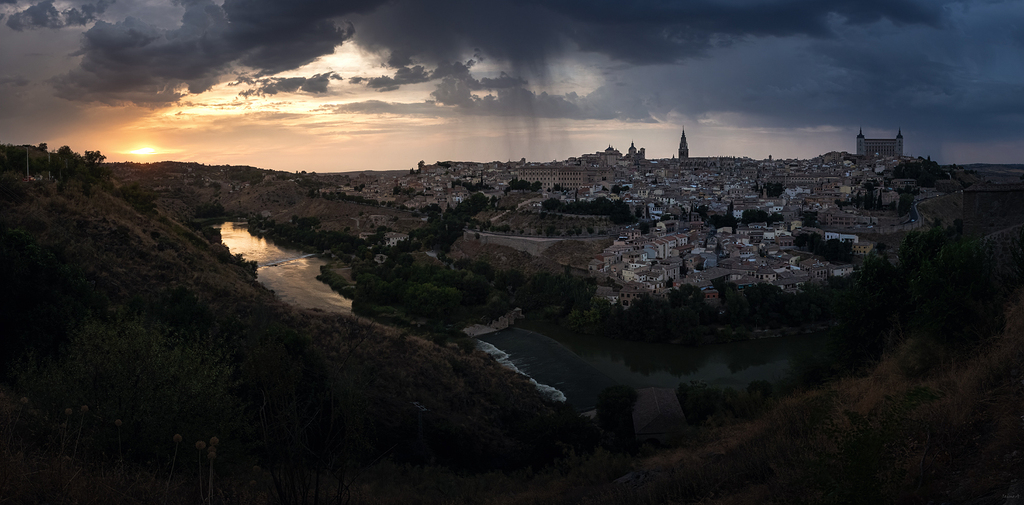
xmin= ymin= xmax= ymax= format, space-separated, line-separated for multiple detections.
xmin=476 ymin=341 xmax=567 ymax=403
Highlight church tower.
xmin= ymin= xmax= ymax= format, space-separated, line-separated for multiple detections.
xmin=856 ymin=128 xmax=866 ymax=156
xmin=896 ymin=128 xmax=903 ymax=156
xmin=678 ymin=127 xmax=689 ymax=159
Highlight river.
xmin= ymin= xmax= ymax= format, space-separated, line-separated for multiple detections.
xmin=215 ymin=221 xmax=828 ymax=410
xmin=215 ymin=222 xmax=352 ymax=314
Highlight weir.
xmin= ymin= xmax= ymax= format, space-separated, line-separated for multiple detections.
xmin=260 ymin=253 xmax=316 ymax=267
xmin=478 ymin=328 xmax=618 ymax=411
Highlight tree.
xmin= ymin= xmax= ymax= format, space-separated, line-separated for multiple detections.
xmin=897 ymin=193 xmax=914 ymax=217
xmin=596 ymin=385 xmax=638 ymax=450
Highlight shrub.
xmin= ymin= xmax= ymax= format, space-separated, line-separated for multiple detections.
xmin=15 ymin=317 xmax=241 ymax=462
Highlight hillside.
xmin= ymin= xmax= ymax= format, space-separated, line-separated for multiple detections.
xmin=3 ymin=159 xmax=1024 ymax=504
xmin=0 ymin=175 xmax=577 ymax=503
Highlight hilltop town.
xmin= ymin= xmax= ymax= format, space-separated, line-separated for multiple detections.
xmin=113 ymin=127 xmax=984 ymax=307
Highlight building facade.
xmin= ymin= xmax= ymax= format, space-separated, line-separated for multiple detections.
xmin=856 ymin=128 xmax=904 ymax=157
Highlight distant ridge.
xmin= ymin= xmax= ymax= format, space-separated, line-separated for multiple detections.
xmin=962 ymin=163 xmax=1024 ymax=183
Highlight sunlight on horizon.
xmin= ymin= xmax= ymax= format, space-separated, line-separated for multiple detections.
xmin=129 ymin=147 xmax=156 ymax=154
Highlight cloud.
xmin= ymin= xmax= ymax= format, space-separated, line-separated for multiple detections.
xmin=0 ymin=75 xmax=31 ymax=87
xmin=234 ymin=72 xmax=343 ymax=97
xmin=422 ymin=76 xmax=653 ymax=121
xmin=350 ymin=0 xmax=947 ymax=72
xmin=6 ymin=0 xmax=112 ymax=31
xmin=350 ymin=59 xmax=527 ymax=93
xmin=52 ymin=0 xmax=385 ymax=104
xmin=332 ymin=100 xmax=446 ymax=116
xmin=365 ymin=65 xmax=431 ymax=91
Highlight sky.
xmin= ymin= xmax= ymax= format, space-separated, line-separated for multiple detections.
xmin=1 ymin=0 xmax=1022 ymax=173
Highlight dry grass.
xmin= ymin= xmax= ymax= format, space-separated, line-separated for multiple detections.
xmin=555 ymin=289 xmax=1024 ymax=505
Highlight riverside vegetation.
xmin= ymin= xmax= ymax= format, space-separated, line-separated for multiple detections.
xmin=3 ymin=144 xmax=1024 ymax=504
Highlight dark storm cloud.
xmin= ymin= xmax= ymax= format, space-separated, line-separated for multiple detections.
xmin=426 ymin=76 xmax=653 ymax=121
xmin=52 ymin=0 xmax=385 ymax=104
xmin=351 ymin=0 xmax=945 ymax=71
xmin=0 ymin=76 xmax=31 ymax=87
xmin=233 ymin=72 xmax=342 ymax=97
xmin=49 ymin=0 xmax=951 ymax=105
xmin=365 ymin=65 xmax=431 ymax=91
xmin=351 ymin=60 xmax=527 ymax=93
xmin=6 ymin=0 xmax=113 ymax=31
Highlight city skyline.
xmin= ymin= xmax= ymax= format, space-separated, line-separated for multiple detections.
xmin=2 ymin=0 xmax=1022 ymax=172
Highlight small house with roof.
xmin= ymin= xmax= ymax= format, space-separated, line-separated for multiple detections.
xmin=632 ymin=388 xmax=686 ymax=444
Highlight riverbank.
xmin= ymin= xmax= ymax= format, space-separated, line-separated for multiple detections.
xmin=510 ymin=318 xmax=830 ymax=390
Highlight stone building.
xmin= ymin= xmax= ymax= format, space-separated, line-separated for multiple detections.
xmin=856 ymin=128 xmax=904 ymax=157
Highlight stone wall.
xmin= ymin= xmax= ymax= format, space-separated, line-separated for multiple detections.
xmin=984 ymin=223 xmax=1023 ymax=280
xmin=488 ymin=307 xmax=524 ymax=330
xmin=464 ymin=230 xmax=605 ymax=256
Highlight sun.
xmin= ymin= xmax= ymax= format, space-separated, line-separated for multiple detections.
xmin=130 ymin=147 xmax=156 ymax=154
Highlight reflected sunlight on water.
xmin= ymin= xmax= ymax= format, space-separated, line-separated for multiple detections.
xmin=216 ymin=222 xmax=352 ymax=314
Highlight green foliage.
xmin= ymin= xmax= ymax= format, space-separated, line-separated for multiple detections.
xmin=765 ymin=182 xmax=785 ymax=197
xmin=676 ymin=380 xmax=773 ymax=427
xmin=567 ymin=298 xmax=612 ymax=334
xmin=708 ymin=213 xmax=738 ymax=230
xmin=539 ymin=197 xmax=636 ymax=224
xmin=604 ymin=283 xmax=835 ymax=344
xmin=811 ymin=387 xmax=940 ymax=504
xmin=194 ymin=201 xmax=226 ymax=219
xmin=893 ymin=158 xmax=948 ymax=188
xmin=795 ymin=233 xmax=853 ymax=262
xmin=519 ymin=402 xmax=601 ymax=468
xmin=240 ymin=330 xmax=370 ymax=502
xmin=909 ymin=235 xmax=998 ymax=344
xmin=897 ymin=193 xmax=914 ymax=217
xmin=0 ymin=144 xmax=108 ymax=184
xmin=831 ymin=227 xmax=1001 ymax=372
xmin=0 ymin=225 xmax=105 ymax=376
xmin=595 ymin=385 xmax=638 ymax=451
xmin=115 ymin=182 xmax=158 ymax=215
xmin=676 ymin=381 xmax=723 ymax=426
xmin=517 ymin=271 xmax=596 ymax=318
xmin=15 ymin=317 xmax=241 ymax=462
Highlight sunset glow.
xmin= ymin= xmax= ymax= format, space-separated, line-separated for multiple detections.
xmin=0 ymin=0 xmax=1021 ymax=170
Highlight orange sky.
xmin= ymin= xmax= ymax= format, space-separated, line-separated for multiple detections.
xmin=2 ymin=0 xmax=1022 ymax=171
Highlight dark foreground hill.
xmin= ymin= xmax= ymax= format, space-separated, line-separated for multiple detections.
xmin=2 ymin=166 xmax=1024 ymax=504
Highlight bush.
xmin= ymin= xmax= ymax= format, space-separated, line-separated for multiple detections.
xmin=15 ymin=317 xmax=241 ymax=462
xmin=0 ymin=226 xmax=105 ymax=376
xmin=595 ymin=385 xmax=637 ymax=451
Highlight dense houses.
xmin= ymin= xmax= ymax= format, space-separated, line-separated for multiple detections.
xmin=314 ymin=128 xmax=943 ymax=301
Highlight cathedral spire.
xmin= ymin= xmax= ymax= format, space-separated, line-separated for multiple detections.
xmin=678 ymin=127 xmax=689 ymax=159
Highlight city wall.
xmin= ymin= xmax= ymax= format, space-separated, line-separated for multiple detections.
xmin=963 ymin=183 xmax=1024 ymax=238
xmin=463 ymin=230 xmax=607 ymax=256
xmin=985 ymin=223 xmax=1024 ymax=278
xmin=962 ymin=183 xmax=1024 ymax=278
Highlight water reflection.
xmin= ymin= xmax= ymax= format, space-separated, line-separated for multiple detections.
xmin=517 ymin=320 xmax=827 ymax=389
xmin=215 ymin=222 xmax=352 ymax=314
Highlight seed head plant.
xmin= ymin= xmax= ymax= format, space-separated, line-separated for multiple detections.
xmin=165 ymin=434 xmax=182 ymax=504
